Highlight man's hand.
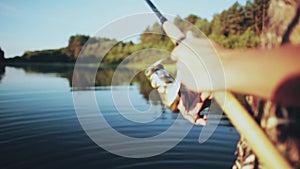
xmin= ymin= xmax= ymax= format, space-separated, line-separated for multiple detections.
xmin=171 ymin=31 xmax=226 ymax=93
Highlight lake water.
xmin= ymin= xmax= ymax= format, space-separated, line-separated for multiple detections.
xmin=0 ymin=65 xmax=239 ymax=169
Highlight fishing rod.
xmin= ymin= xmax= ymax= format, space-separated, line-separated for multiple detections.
xmin=144 ymin=0 xmax=292 ymax=168
xmin=145 ymin=0 xmax=185 ymax=45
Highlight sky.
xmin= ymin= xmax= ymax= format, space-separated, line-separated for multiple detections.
xmin=0 ymin=0 xmax=247 ymax=58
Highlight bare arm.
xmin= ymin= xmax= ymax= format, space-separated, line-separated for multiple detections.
xmin=222 ymin=44 xmax=300 ymax=106
xmin=172 ymin=33 xmax=300 ymax=107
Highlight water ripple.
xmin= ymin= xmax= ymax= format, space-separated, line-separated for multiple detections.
xmin=0 ymin=67 xmax=239 ymax=169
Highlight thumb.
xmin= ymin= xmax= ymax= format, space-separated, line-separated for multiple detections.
xmin=186 ymin=31 xmax=195 ymax=39
xmin=171 ymin=31 xmax=194 ymax=61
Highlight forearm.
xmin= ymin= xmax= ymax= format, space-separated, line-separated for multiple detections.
xmin=172 ymin=37 xmax=300 ymax=106
xmin=220 ymin=44 xmax=300 ymax=105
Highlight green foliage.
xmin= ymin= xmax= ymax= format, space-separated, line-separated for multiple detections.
xmin=139 ymin=22 xmax=174 ymax=50
xmin=210 ymin=28 xmax=260 ymax=48
xmin=102 ymin=41 xmax=134 ymax=65
xmin=7 ymin=0 xmax=270 ymax=64
xmin=195 ymin=18 xmax=211 ymax=36
xmin=22 ymin=48 xmax=74 ymax=63
xmin=9 ymin=35 xmax=91 ymax=63
xmin=209 ymin=0 xmax=269 ymax=48
xmin=67 ymin=35 xmax=90 ymax=58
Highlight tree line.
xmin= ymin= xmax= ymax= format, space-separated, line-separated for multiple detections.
xmin=4 ymin=0 xmax=268 ymax=65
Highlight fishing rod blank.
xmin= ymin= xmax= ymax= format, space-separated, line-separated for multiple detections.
xmin=145 ymin=0 xmax=167 ymax=24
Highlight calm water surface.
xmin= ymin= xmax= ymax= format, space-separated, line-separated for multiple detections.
xmin=0 ymin=65 xmax=239 ymax=169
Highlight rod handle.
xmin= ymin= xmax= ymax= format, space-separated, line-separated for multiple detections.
xmin=162 ymin=21 xmax=185 ymax=45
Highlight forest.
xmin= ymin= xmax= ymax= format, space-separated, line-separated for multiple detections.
xmin=4 ymin=0 xmax=268 ymax=65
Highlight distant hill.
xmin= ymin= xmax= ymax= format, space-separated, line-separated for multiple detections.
xmin=3 ymin=0 xmax=268 ymax=65
xmin=5 ymin=35 xmax=118 ymax=64
xmin=0 ymin=48 xmax=4 ymax=63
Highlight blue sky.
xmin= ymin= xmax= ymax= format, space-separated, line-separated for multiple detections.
xmin=0 ymin=0 xmax=247 ymax=58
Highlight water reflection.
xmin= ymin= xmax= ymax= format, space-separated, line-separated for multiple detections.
xmin=0 ymin=65 xmax=5 ymax=82
xmin=2 ymin=64 xmax=232 ymax=124
xmin=0 ymin=64 xmax=239 ymax=169
xmin=3 ymin=64 xmax=161 ymax=103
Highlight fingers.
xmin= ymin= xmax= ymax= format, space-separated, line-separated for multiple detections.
xmin=171 ymin=34 xmax=224 ymax=92
xmin=195 ymin=115 xmax=207 ymax=126
xmin=186 ymin=31 xmax=194 ymax=39
xmin=178 ymin=97 xmax=207 ymax=126
xmin=171 ymin=43 xmax=184 ymax=61
xmin=201 ymin=91 xmax=212 ymax=101
xmin=171 ymin=31 xmax=194 ymax=61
